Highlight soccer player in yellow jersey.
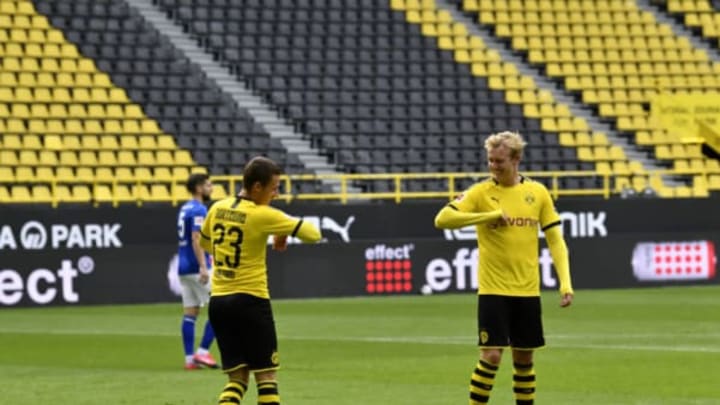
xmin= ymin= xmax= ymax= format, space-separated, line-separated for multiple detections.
xmin=434 ymin=131 xmax=573 ymax=405
xmin=200 ymin=157 xmax=322 ymax=405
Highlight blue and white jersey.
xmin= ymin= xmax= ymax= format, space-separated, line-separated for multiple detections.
xmin=177 ymin=199 xmax=211 ymax=275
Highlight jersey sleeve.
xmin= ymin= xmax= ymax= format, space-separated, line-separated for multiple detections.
xmin=191 ymin=204 xmax=207 ymax=232
xmin=261 ymin=207 xmax=322 ymax=243
xmin=447 ymin=184 xmax=480 ymax=212
xmin=539 ymin=184 xmax=561 ymax=231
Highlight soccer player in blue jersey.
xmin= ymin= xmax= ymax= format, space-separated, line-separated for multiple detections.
xmin=177 ymin=173 xmax=218 ymax=370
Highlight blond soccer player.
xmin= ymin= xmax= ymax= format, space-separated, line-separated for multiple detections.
xmin=434 ymin=131 xmax=573 ymax=405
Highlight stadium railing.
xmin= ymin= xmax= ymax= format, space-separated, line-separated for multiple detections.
xmin=2 ymin=169 xmax=716 ymax=207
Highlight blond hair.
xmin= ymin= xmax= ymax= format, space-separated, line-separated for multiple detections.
xmin=484 ymin=131 xmax=526 ymax=159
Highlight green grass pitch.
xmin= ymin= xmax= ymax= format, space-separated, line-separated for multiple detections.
xmin=1 ymin=286 xmax=719 ymax=404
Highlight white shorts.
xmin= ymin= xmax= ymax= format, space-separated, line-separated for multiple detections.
xmin=179 ymin=274 xmax=211 ymax=308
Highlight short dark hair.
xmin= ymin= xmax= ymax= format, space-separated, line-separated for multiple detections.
xmin=242 ymin=156 xmax=282 ymax=192
xmin=186 ymin=173 xmax=209 ymax=193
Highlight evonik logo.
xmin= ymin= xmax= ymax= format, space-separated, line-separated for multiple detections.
xmin=444 ymin=211 xmax=608 ymax=240
xmin=0 ymin=222 xmax=123 ymax=251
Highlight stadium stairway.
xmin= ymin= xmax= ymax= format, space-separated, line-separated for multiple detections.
xmin=452 ymin=0 xmax=720 ymax=197
xmin=24 ymin=0 xmax=332 ymax=202
xmin=123 ymin=0 xmax=348 ymax=192
xmin=392 ymin=0 xmax=660 ymax=196
xmin=656 ymin=0 xmax=720 ymax=52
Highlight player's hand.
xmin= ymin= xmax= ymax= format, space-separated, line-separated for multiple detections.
xmin=498 ymin=211 xmax=510 ymax=226
xmin=199 ymin=269 xmax=209 ymax=285
xmin=273 ymin=235 xmax=288 ymax=252
xmin=560 ymin=293 xmax=573 ymax=308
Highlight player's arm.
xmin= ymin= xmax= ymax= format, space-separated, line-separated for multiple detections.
xmin=540 ymin=186 xmax=573 ymax=306
xmin=264 ymin=208 xmax=322 ymax=244
xmin=434 ymin=185 xmax=504 ymax=229
xmin=544 ymin=225 xmax=573 ymax=298
xmin=190 ymin=207 xmax=211 ymax=283
xmin=434 ymin=205 xmax=504 ymax=229
xmin=199 ymin=205 xmax=214 ymax=253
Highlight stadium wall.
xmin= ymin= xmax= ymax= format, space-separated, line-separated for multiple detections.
xmin=0 ymin=199 xmax=718 ymax=307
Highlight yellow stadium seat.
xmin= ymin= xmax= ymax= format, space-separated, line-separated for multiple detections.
xmin=63 ymin=135 xmax=81 ymax=149
xmin=575 ymin=132 xmax=592 ymax=146
xmin=154 ymin=167 xmax=173 ymax=182
xmin=10 ymin=185 xmax=32 ymax=203
xmin=37 ymin=149 xmax=57 ymax=165
xmin=156 ymin=151 xmax=174 ymax=165
xmin=174 ymin=150 xmax=195 ymax=165
xmin=67 ymin=185 xmax=92 ymax=203
xmin=139 ymin=135 xmax=157 ymax=149
xmin=60 ymin=150 xmax=79 ymax=166
xmin=120 ymin=135 xmax=139 ymax=149
xmin=104 ymin=120 xmax=123 ymax=134
xmin=117 ymin=151 xmax=137 ymax=166
xmin=15 ymin=167 xmax=34 ymax=182
xmin=146 ymin=184 xmax=171 ymax=202
xmin=98 ymin=151 xmax=117 ymax=166
xmin=123 ymin=120 xmax=141 ymax=134
xmin=75 ymin=167 xmax=94 ymax=182
xmin=577 ymin=146 xmax=594 ymax=160
xmin=35 ymin=166 xmax=54 ymax=181
xmin=115 ymin=167 xmax=135 ymax=182
xmin=99 ymin=135 xmax=119 ymax=150
xmin=0 ymin=166 xmax=13 ymax=182
xmin=3 ymin=134 xmax=22 ymax=149
xmin=157 ymin=135 xmax=176 ymax=149
xmin=173 ymin=167 xmax=190 ymax=180
xmin=105 ymin=104 xmax=124 ymax=118
xmin=10 ymin=104 xmax=30 ymax=119
xmin=67 ymin=104 xmax=88 ymax=118
xmin=0 ymin=185 xmax=9 ymax=202
xmin=609 ymin=146 xmax=626 ymax=160
xmin=0 ymin=150 xmax=18 ymax=165
xmin=94 ymin=184 xmax=114 ymax=203
xmin=32 ymin=185 xmax=53 ymax=203
xmin=19 ymin=150 xmax=38 ymax=166
xmin=55 ymin=167 xmax=75 ymax=182
xmin=79 ymin=151 xmax=98 ymax=166
xmin=134 ymin=167 xmax=152 ymax=181
xmin=631 ymin=175 xmax=648 ymax=192
xmin=705 ymin=159 xmax=720 ymax=173
xmin=137 ymin=151 xmax=155 ymax=166
xmin=115 ymin=184 xmax=136 ymax=202
xmin=77 ymin=135 xmax=97 ymax=150
xmin=95 ymin=167 xmax=114 ymax=183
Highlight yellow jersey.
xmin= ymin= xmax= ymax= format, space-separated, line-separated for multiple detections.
xmin=200 ymin=197 xmax=322 ymax=299
xmin=449 ymin=176 xmax=561 ymax=296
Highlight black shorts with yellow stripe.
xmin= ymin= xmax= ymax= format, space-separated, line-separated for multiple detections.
xmin=208 ymin=293 xmax=279 ymax=372
xmin=477 ymin=294 xmax=545 ymax=350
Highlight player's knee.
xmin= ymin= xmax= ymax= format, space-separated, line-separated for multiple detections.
xmin=512 ymin=349 xmax=533 ymax=365
xmin=481 ymin=349 xmax=502 ymax=365
xmin=255 ymin=370 xmax=277 ymax=382
xmin=183 ymin=307 xmax=199 ymax=317
xmin=227 ymin=368 xmax=250 ymax=384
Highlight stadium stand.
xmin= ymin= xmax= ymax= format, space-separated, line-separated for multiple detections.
xmin=456 ymin=0 xmax=720 ymax=196
xmin=154 ymin=0 xmax=602 ymax=192
xmin=0 ymin=0 xmax=213 ymax=204
xmin=33 ymin=0 xmax=313 ymax=179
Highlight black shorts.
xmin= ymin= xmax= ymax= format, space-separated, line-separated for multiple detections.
xmin=208 ymin=293 xmax=279 ymax=372
xmin=477 ymin=294 xmax=544 ymax=350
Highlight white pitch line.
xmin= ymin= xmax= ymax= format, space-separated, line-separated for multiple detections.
xmin=1 ymin=328 xmax=719 ymax=353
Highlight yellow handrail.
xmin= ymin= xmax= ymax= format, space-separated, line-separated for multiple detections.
xmin=0 ymin=169 xmax=713 ymax=207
